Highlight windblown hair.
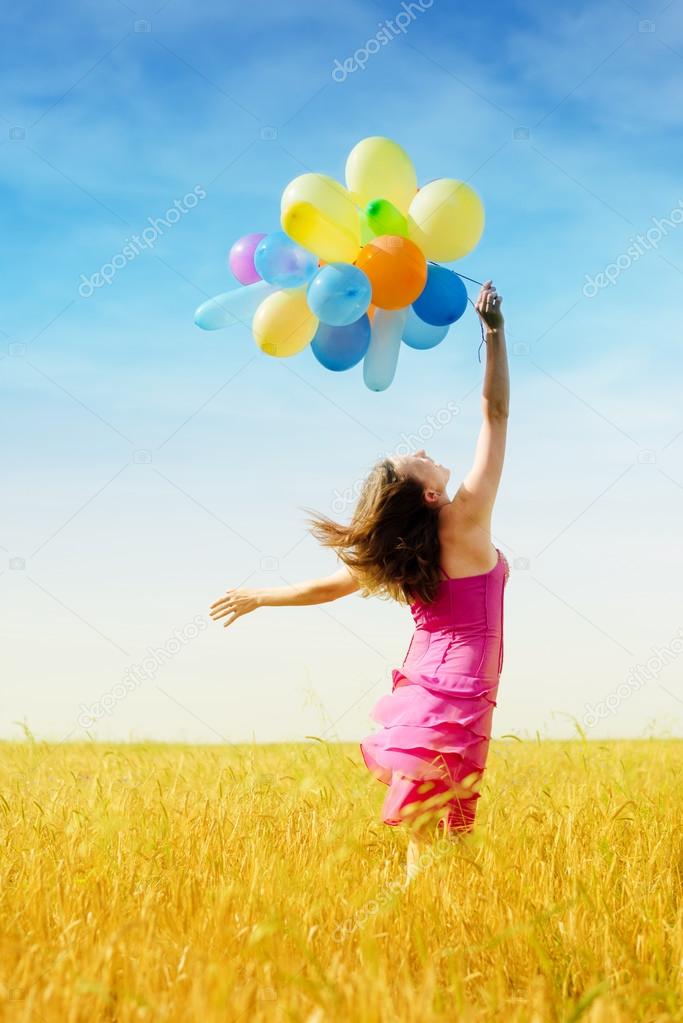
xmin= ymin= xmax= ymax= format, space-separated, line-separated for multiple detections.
xmin=305 ymin=459 xmax=442 ymax=606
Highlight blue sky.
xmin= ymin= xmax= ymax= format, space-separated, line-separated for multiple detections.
xmin=1 ymin=0 xmax=682 ymax=745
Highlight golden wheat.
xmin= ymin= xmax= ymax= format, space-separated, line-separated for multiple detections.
xmin=0 ymin=738 xmax=681 ymax=1022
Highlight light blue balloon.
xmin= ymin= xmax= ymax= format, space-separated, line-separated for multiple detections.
xmin=363 ymin=308 xmax=407 ymax=392
xmin=306 ymin=263 xmax=372 ymax=326
xmin=194 ymin=280 xmax=276 ymax=330
xmin=311 ymin=315 xmax=371 ymax=372
xmin=402 ymin=307 xmax=450 ymax=350
xmin=253 ymin=230 xmax=318 ymax=288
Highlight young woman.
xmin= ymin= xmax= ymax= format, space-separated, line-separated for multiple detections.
xmin=210 ymin=280 xmax=510 ymax=882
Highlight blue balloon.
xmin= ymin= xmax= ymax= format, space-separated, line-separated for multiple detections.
xmin=402 ymin=307 xmax=449 ymax=350
xmin=307 ymin=263 xmax=372 ymax=326
xmin=253 ymin=231 xmax=318 ymax=288
xmin=311 ymin=315 xmax=371 ymax=372
xmin=411 ymin=264 xmax=468 ymax=326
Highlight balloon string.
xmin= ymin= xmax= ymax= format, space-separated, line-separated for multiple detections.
xmin=469 ymin=298 xmax=487 ymax=364
xmin=452 ymin=271 xmax=485 ymax=287
xmin=449 ymin=269 xmax=487 ymax=364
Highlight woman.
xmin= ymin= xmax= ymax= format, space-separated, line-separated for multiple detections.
xmin=210 ymin=280 xmax=509 ymax=882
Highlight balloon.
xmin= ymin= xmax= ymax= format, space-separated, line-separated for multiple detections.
xmin=411 ymin=264 xmax=468 ymax=326
xmin=363 ymin=307 xmax=407 ymax=392
xmin=253 ymin=230 xmax=318 ymax=288
xmin=306 ymin=263 xmax=371 ymax=326
xmin=252 ymin=288 xmax=318 ymax=358
xmin=360 ymin=213 xmax=375 ymax=246
xmin=311 ymin=315 xmax=371 ymax=372
xmin=355 ymin=235 xmax=427 ymax=310
xmin=281 ymin=174 xmax=360 ymax=262
xmin=228 ymin=232 xmax=266 ymax=285
xmin=194 ymin=280 xmax=276 ymax=330
xmin=282 ymin=201 xmax=360 ymax=264
xmin=364 ymin=198 xmax=408 ymax=239
xmin=408 ymin=179 xmax=484 ymax=262
xmin=402 ymin=307 xmax=449 ymax=350
xmin=346 ymin=137 xmax=417 ymax=213
xmin=281 ymin=172 xmax=354 ymax=217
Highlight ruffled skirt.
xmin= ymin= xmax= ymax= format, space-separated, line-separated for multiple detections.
xmin=360 ymin=659 xmax=499 ymax=832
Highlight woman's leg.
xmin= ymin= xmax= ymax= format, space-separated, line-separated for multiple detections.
xmin=405 ymin=814 xmax=446 ymax=883
xmin=405 ymin=830 xmax=430 ymax=884
xmin=398 ymin=776 xmax=476 ymax=882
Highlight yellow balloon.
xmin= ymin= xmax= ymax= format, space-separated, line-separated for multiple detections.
xmin=408 ymin=178 xmax=485 ymax=261
xmin=281 ymin=171 xmax=349 ymax=211
xmin=281 ymin=171 xmax=358 ymax=227
xmin=345 ymin=137 xmax=417 ymax=213
xmin=282 ymin=201 xmax=360 ymax=264
xmin=252 ymin=288 xmax=318 ymax=358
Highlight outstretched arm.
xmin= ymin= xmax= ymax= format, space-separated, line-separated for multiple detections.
xmin=451 ymin=280 xmax=509 ymax=529
xmin=210 ymin=565 xmax=359 ymax=628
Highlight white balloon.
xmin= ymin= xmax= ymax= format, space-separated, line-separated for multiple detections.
xmin=363 ymin=308 xmax=408 ymax=392
xmin=194 ymin=280 xmax=276 ymax=331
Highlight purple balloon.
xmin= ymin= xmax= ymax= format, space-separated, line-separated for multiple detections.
xmin=229 ymin=232 xmax=266 ymax=285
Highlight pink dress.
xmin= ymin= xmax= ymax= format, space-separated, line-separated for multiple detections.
xmin=360 ymin=547 xmax=510 ymax=832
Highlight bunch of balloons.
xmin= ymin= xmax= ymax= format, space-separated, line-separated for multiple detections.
xmin=194 ymin=136 xmax=484 ymax=391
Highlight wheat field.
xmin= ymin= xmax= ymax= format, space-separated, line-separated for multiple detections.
xmin=0 ymin=737 xmax=681 ymax=1022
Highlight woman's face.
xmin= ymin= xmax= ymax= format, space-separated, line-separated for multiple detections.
xmin=391 ymin=449 xmax=451 ymax=498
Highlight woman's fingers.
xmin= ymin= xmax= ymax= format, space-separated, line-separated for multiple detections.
xmin=209 ymin=602 xmax=232 ymax=616
xmin=474 ymin=282 xmax=503 ymax=327
xmin=208 ymin=603 xmax=240 ymax=626
xmin=210 ymin=605 xmax=234 ymax=621
xmin=478 ymin=282 xmax=495 ymax=308
xmin=223 ymin=607 xmax=243 ymax=627
xmin=209 ymin=586 xmax=258 ymax=629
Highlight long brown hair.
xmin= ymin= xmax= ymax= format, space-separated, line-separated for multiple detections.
xmin=304 ymin=458 xmax=442 ymax=606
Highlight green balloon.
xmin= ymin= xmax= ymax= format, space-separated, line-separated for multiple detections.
xmin=364 ymin=198 xmax=409 ymax=239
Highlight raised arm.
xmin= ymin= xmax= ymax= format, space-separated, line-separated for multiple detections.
xmin=451 ymin=281 xmax=509 ymax=529
xmin=209 ymin=565 xmax=359 ymax=629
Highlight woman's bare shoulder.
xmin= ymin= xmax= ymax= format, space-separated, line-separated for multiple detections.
xmin=437 ymin=500 xmax=495 ymax=576
xmin=439 ymin=490 xmax=489 ymax=531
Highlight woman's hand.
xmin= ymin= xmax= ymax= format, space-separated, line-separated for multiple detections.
xmin=474 ymin=280 xmax=504 ymax=332
xmin=209 ymin=587 xmax=261 ymax=628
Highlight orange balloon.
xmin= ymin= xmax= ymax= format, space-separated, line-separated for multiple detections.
xmin=354 ymin=235 xmax=427 ymax=310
